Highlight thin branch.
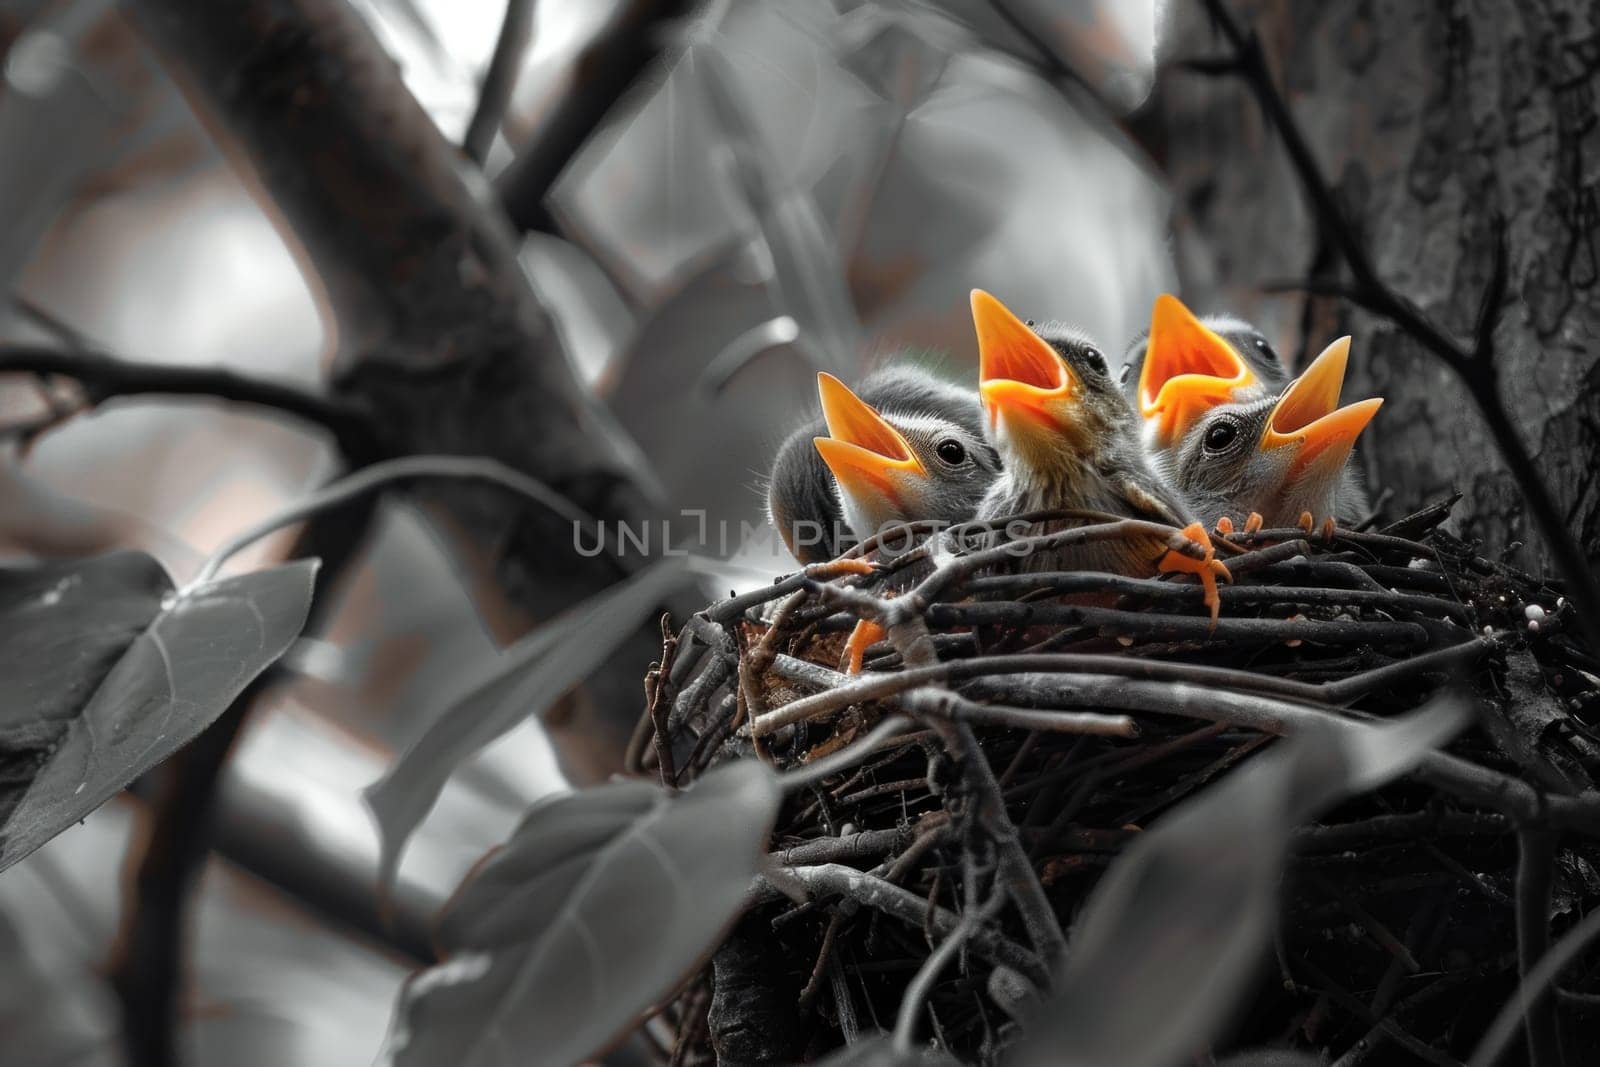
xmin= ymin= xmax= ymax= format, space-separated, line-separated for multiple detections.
xmin=495 ymin=0 xmax=695 ymax=232
xmin=901 ymin=689 xmax=1137 ymax=739
xmin=1470 ymin=902 xmax=1600 ymax=1067
xmin=0 ymin=344 xmax=381 ymax=459
xmin=192 ymin=452 xmax=613 ymax=584
xmin=1193 ymin=0 xmax=1600 ymax=656
xmin=462 ymin=0 xmax=535 ymax=165
xmin=869 ymin=603 xmax=1069 ymax=967
xmin=771 ymin=864 xmax=1044 ymax=984
xmin=778 ymin=715 xmax=916 ymax=791
xmin=1514 ymin=828 xmax=1563 ymax=1067
xmin=892 ymin=888 xmax=1007 ymax=1053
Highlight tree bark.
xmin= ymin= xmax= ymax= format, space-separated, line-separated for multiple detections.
xmin=1156 ymin=0 xmax=1600 ymax=575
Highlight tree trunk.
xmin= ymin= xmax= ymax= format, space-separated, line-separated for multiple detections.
xmin=1155 ymin=0 xmax=1600 ymax=576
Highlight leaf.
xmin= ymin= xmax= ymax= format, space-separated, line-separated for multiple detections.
xmin=1012 ymin=697 xmax=1469 ymax=1067
xmin=382 ymin=759 xmax=782 ymax=1067
xmin=363 ymin=559 xmax=692 ymax=898
xmin=0 ymin=551 xmax=318 ymax=872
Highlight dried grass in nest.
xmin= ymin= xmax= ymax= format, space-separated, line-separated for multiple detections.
xmin=627 ymin=498 xmax=1600 ymax=1066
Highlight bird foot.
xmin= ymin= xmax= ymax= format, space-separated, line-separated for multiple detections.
xmin=814 ymin=558 xmax=876 ymax=578
xmin=842 ymin=619 xmax=887 ymax=674
xmin=1158 ymin=522 xmax=1233 ymax=628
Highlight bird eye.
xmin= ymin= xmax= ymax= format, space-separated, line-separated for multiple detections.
xmin=1080 ymin=347 xmax=1107 ymax=376
xmin=1253 ymin=337 xmax=1279 ymax=363
xmin=935 ymin=438 xmax=967 ymax=465
xmin=1202 ymin=419 xmax=1240 ymax=453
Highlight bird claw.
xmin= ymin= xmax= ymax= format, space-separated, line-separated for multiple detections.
xmin=1319 ymin=515 xmax=1337 ymax=541
xmin=1297 ymin=510 xmax=1315 ymax=533
xmin=1243 ymin=512 xmax=1264 ymax=534
xmin=842 ymin=619 xmax=886 ymax=674
xmin=1158 ymin=521 xmax=1233 ymax=629
xmin=1215 ymin=515 xmax=1235 ymax=535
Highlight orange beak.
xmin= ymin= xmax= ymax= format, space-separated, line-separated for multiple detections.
xmin=813 ymin=372 xmax=925 ymax=508
xmin=1260 ymin=336 xmax=1382 ymax=477
xmin=1140 ymin=294 xmax=1257 ymax=448
xmin=971 ymin=289 xmax=1077 ymax=431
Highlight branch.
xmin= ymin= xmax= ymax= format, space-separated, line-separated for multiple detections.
xmin=1193 ymin=0 xmax=1600 ymax=657
xmin=1471 ymin=901 xmax=1600 ymax=1067
xmin=0 ymin=344 xmax=381 ymax=460
xmin=108 ymin=1 xmax=692 ymax=1062
xmin=1514 ymin=828 xmax=1563 ymax=1067
xmin=495 ymin=0 xmax=695 ymax=232
xmin=462 ymin=0 xmax=536 ymax=165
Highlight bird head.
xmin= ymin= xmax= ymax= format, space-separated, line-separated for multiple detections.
xmin=1136 ymin=294 xmax=1263 ymax=450
xmin=812 ymin=372 xmax=996 ymax=543
xmin=971 ymin=289 xmax=1123 ymax=481
xmin=1172 ymin=336 xmax=1383 ymax=526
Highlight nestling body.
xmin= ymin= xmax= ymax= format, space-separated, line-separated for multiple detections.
xmin=1168 ymin=336 xmax=1381 ymax=528
xmin=766 ymin=366 xmax=998 ymax=562
xmin=969 ymin=290 xmax=1224 ymax=603
xmin=1122 ymin=295 xmax=1376 ymax=527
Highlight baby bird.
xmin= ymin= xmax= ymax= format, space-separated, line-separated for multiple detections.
xmin=1121 ymin=293 xmax=1289 ymax=452
xmin=1168 ymin=336 xmax=1382 ymax=530
xmin=766 ymin=367 xmax=997 ymax=563
xmin=970 ymin=289 xmax=1229 ymax=615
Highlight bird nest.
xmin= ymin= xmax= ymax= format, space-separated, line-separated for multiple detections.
xmin=628 ymin=499 xmax=1600 ymax=1065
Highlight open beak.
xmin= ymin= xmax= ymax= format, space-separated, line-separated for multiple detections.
xmin=1260 ymin=336 xmax=1382 ymax=476
xmin=1140 ymin=293 xmax=1257 ymax=447
xmin=971 ymin=289 xmax=1077 ymax=431
xmin=813 ymin=372 xmax=925 ymax=507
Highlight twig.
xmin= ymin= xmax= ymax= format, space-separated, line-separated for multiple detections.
xmin=0 ymin=344 xmax=380 ymax=459
xmin=495 ymin=0 xmax=695 ymax=231
xmin=772 ymin=864 xmax=1044 ymax=983
xmin=1514 ymin=828 xmax=1563 ymax=1066
xmin=892 ymin=889 xmax=1007 ymax=1053
xmin=798 ymin=911 xmax=847 ymax=1012
xmin=885 ymin=620 xmax=1068 ymax=966
xmin=1194 ymin=0 xmax=1600 ymax=657
xmin=779 ymin=716 xmax=916 ymax=791
xmin=462 ymin=0 xmax=535 ymax=165
xmin=1470 ymin=903 xmax=1600 ymax=1067
xmin=904 ymin=689 xmax=1138 ymax=739
xmin=950 ymin=677 xmax=1600 ymax=833
xmin=761 ymin=636 xmax=1496 ymax=737
xmin=191 ymin=453 xmax=611 ymax=585
xmin=1292 ymin=811 xmax=1513 ymax=853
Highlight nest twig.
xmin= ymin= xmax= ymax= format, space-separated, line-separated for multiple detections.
xmin=630 ymin=499 xmax=1600 ymax=1065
